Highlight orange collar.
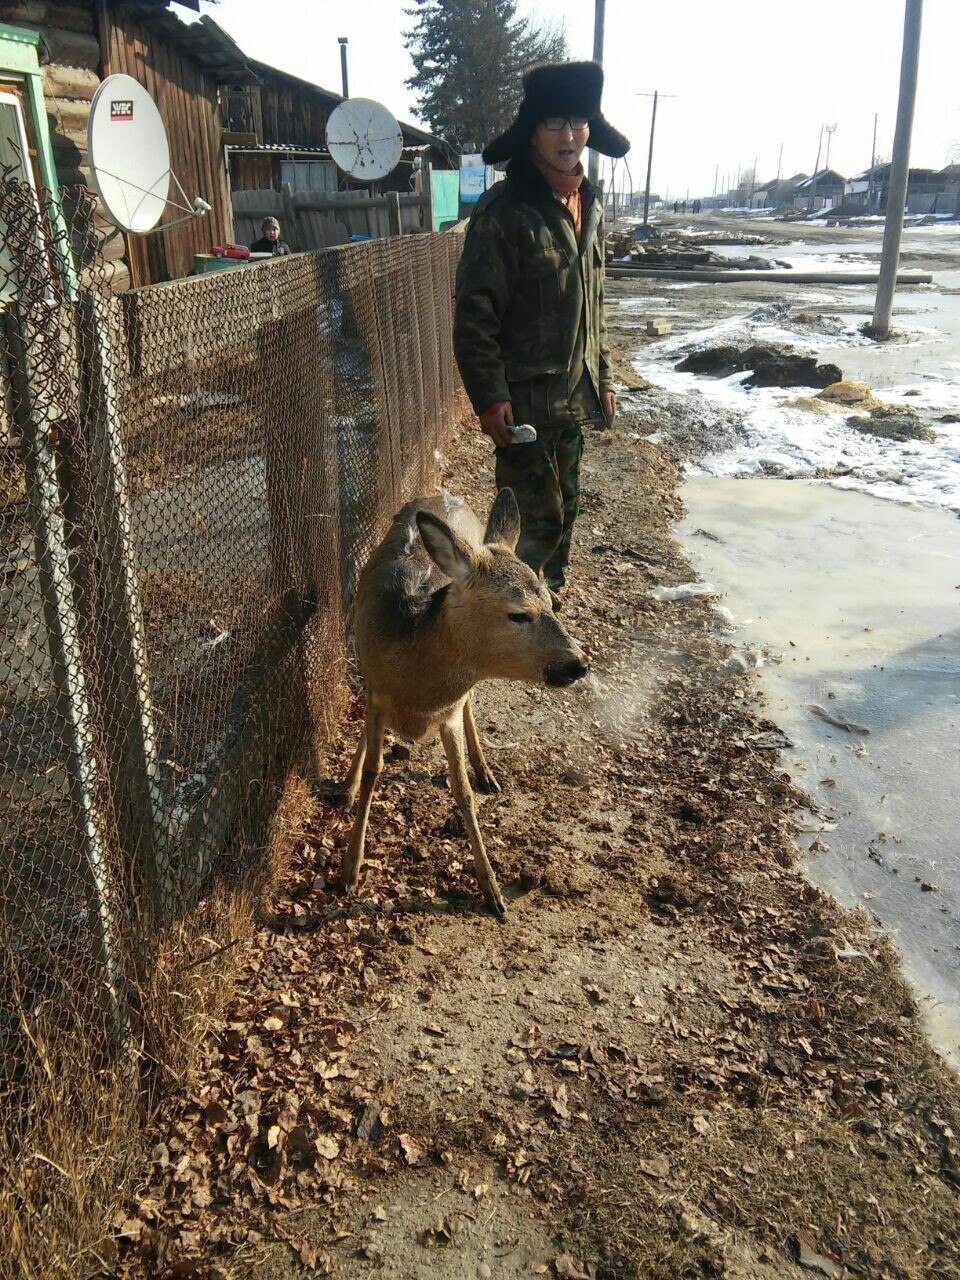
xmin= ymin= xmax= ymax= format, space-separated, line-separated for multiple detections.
xmin=531 ymin=150 xmax=584 ymax=197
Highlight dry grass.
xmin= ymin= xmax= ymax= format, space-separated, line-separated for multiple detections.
xmin=0 ymin=770 xmax=318 ymax=1280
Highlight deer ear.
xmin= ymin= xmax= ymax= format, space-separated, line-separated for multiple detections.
xmin=484 ymin=487 xmax=521 ymax=552
xmin=416 ymin=511 xmax=475 ymax=582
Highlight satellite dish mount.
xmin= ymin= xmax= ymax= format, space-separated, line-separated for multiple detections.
xmin=87 ymin=74 xmax=212 ymax=235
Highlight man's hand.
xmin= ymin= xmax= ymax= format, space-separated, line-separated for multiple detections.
xmin=602 ymin=390 xmax=616 ymax=428
xmin=479 ymin=400 xmax=514 ymax=448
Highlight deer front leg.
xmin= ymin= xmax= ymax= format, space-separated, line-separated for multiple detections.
xmin=339 ymin=728 xmax=367 ymax=810
xmin=338 ymin=708 xmax=386 ymax=893
xmin=463 ymin=693 xmax=500 ymax=794
xmin=439 ymin=718 xmax=506 ymax=920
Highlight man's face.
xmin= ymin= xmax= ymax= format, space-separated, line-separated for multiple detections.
xmin=264 ymin=224 xmax=280 ymax=241
xmin=532 ymin=118 xmax=590 ymax=172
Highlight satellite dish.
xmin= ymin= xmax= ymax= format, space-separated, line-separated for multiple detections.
xmin=325 ymin=98 xmax=403 ymax=182
xmin=88 ymin=73 xmax=211 ymax=234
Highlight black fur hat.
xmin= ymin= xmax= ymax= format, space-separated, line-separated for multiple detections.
xmin=482 ymin=60 xmax=630 ymax=164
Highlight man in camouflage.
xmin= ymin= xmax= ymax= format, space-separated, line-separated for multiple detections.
xmin=454 ymin=61 xmax=630 ymax=603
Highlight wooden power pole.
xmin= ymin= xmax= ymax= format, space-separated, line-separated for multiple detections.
xmin=587 ymin=0 xmax=605 ymax=186
xmin=871 ymin=0 xmax=924 ymax=338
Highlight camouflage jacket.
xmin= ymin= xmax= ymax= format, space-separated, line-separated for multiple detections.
xmin=453 ymin=156 xmax=612 ymax=425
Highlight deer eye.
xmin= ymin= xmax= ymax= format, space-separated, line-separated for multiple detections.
xmin=508 ymin=611 xmax=532 ymax=625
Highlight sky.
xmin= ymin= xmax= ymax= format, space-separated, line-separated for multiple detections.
xmin=182 ymin=0 xmax=960 ymax=198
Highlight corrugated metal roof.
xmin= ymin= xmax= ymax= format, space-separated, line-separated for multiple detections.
xmin=124 ymin=7 xmax=260 ymax=83
xmin=229 ymin=142 xmax=431 ymax=156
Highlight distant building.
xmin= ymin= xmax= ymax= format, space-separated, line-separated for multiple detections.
xmin=844 ymin=165 xmax=949 ymax=215
xmin=750 ymin=174 xmax=809 ymax=209
xmin=940 ymin=165 xmax=960 ymax=216
xmin=792 ymin=170 xmax=846 ymax=212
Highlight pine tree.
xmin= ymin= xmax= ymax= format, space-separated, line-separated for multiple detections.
xmin=404 ymin=0 xmax=566 ymax=155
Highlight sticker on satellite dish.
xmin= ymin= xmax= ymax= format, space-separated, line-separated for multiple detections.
xmin=110 ymin=100 xmax=134 ymax=121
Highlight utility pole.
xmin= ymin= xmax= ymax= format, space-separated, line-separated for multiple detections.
xmin=749 ymin=153 xmax=757 ymax=206
xmin=713 ymin=163 xmax=719 ymax=197
xmin=869 ymin=112 xmax=879 ymax=209
xmin=641 ymin=91 xmax=658 ymax=225
xmin=871 ymin=0 xmax=924 ymax=339
xmin=587 ymin=0 xmax=605 ymax=185
xmin=338 ymin=37 xmax=349 ymax=98
xmin=637 ymin=90 xmax=677 ymax=224
xmin=776 ymin=142 xmax=783 ymax=182
xmin=809 ymin=124 xmax=824 ymax=211
xmin=824 ymin=122 xmax=837 ymax=171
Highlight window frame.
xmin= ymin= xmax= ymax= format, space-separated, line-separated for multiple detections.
xmin=0 ymin=22 xmax=75 ymax=298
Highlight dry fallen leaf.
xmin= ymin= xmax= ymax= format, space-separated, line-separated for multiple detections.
xmin=315 ymin=1134 xmax=341 ymax=1161
xmin=553 ymin=1253 xmax=595 ymax=1279
xmin=398 ymin=1132 xmax=423 ymax=1166
xmin=638 ymin=1155 xmax=670 ymax=1179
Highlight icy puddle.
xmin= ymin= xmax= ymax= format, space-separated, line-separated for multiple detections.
xmin=677 ymin=477 xmax=960 ymax=1065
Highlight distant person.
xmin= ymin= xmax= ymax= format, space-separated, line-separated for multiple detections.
xmin=453 ymin=61 xmax=629 ymax=608
xmin=673 ymin=200 xmax=679 ymax=213
xmin=250 ymin=216 xmax=291 ymax=256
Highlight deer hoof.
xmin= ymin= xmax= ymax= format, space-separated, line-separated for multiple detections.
xmin=474 ymin=769 xmax=501 ymax=795
xmin=486 ymin=892 xmax=507 ymax=922
xmin=316 ymin=782 xmax=354 ymax=813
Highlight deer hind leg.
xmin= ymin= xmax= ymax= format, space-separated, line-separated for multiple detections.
xmin=439 ymin=717 xmax=506 ymax=920
xmin=463 ymin=693 xmax=500 ymax=794
xmin=338 ymin=708 xmax=386 ymax=893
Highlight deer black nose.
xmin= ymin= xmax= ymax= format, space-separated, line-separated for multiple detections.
xmin=544 ymin=657 xmax=589 ymax=688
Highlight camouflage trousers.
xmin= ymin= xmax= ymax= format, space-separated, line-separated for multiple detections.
xmin=494 ymin=422 xmax=584 ymax=591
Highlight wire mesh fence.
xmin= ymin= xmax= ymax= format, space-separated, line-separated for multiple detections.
xmin=0 ymin=173 xmax=464 ymax=1085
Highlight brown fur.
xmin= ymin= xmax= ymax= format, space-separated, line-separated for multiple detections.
xmin=337 ymin=489 xmax=588 ymax=918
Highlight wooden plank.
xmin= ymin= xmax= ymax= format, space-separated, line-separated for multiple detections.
xmin=232 ymin=189 xmax=285 ymax=216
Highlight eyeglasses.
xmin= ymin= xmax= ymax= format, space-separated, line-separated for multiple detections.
xmin=542 ymin=116 xmax=589 ymax=132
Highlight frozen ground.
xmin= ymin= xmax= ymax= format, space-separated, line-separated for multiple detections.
xmin=678 ymin=478 xmax=960 ymax=1065
xmin=632 ymin=288 xmax=960 ymax=512
xmin=619 ymin=217 xmax=960 ymax=1065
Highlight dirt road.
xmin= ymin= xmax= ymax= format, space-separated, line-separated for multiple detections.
xmin=112 ymin=388 xmax=960 ymax=1279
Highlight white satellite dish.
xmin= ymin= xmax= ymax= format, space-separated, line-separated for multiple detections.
xmin=88 ymin=74 xmax=211 ymax=234
xmin=325 ymin=98 xmax=403 ymax=182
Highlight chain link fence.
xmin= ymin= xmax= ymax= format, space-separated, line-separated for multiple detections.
xmin=0 ymin=173 xmax=464 ymax=1079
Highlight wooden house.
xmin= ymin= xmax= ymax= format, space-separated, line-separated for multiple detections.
xmin=0 ymin=0 xmax=260 ymax=289
xmin=792 ymin=169 xmax=846 ymax=212
xmin=844 ymin=165 xmax=950 ymax=216
xmin=1 ymin=2 xmax=453 ymax=288
xmin=221 ymin=47 xmax=453 ymax=248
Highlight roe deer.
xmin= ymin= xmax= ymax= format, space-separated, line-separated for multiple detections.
xmin=336 ymin=488 xmax=588 ymax=919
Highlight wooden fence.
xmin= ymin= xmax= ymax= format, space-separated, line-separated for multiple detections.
xmin=232 ymin=185 xmax=433 ymax=252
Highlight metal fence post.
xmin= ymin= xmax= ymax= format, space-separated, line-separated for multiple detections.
xmin=74 ymin=291 xmax=173 ymax=917
xmin=6 ymin=305 xmax=127 ymax=1047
